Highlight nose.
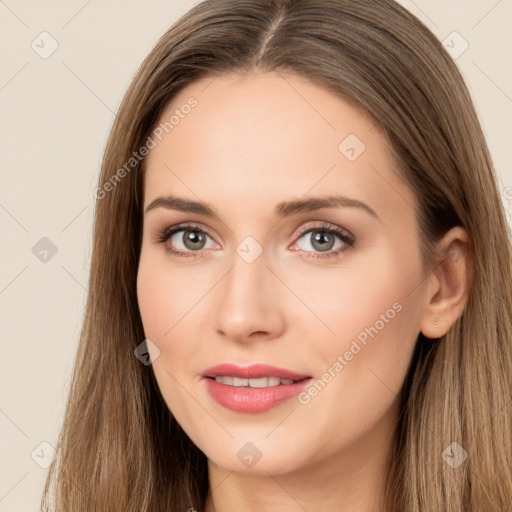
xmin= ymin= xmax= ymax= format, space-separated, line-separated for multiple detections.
xmin=212 ymin=249 xmax=286 ymax=344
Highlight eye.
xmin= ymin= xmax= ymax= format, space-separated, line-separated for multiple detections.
xmin=154 ymin=223 xmax=219 ymax=257
xmin=154 ymin=221 xmax=356 ymax=260
xmin=290 ymin=222 xmax=355 ymax=259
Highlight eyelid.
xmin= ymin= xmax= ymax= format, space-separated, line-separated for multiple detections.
xmin=292 ymin=221 xmax=355 ymax=243
xmin=152 ymin=221 xmax=216 ymax=244
xmin=288 ymin=221 xmax=356 ymax=259
xmin=152 ymin=222 xmax=219 ymax=259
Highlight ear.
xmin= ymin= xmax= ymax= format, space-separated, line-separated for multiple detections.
xmin=420 ymin=226 xmax=473 ymax=339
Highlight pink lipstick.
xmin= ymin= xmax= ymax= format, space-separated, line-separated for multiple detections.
xmin=201 ymin=364 xmax=312 ymax=413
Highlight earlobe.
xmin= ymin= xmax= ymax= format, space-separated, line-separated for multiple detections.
xmin=420 ymin=227 xmax=473 ymax=340
xmin=421 ymin=315 xmax=443 ymax=339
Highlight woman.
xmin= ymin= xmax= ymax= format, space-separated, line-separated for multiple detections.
xmin=42 ymin=0 xmax=512 ymax=510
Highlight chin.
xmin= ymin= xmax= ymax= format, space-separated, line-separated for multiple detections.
xmin=199 ymin=434 xmax=311 ymax=476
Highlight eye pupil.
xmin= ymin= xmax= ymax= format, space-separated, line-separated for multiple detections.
xmin=183 ymin=230 xmax=206 ymax=250
xmin=311 ymin=230 xmax=334 ymax=252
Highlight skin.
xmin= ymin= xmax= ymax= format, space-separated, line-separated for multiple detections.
xmin=136 ymin=70 xmax=472 ymax=512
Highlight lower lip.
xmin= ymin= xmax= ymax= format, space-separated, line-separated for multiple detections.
xmin=204 ymin=377 xmax=312 ymax=413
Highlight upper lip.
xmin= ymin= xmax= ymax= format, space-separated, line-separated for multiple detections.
xmin=201 ymin=364 xmax=311 ymax=381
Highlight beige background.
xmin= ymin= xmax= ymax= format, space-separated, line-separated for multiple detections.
xmin=1 ymin=1 xmax=511 ymax=510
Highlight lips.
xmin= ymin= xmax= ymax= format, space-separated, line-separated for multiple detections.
xmin=201 ymin=363 xmax=311 ymax=381
xmin=201 ymin=364 xmax=313 ymax=413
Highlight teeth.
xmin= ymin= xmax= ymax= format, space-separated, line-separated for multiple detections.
xmin=213 ymin=376 xmax=297 ymax=387
xmin=248 ymin=377 xmax=269 ymax=388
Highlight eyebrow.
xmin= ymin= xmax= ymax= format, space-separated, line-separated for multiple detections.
xmin=144 ymin=194 xmax=379 ymax=220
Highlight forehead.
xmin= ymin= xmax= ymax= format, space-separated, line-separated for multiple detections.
xmin=143 ymin=70 xmax=416 ymax=222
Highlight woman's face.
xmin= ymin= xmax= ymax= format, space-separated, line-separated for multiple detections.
xmin=137 ymin=70 xmax=430 ymax=475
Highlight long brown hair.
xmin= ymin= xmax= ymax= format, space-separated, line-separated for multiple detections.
xmin=42 ymin=1 xmax=512 ymax=510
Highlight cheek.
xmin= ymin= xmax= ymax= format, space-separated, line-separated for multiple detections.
xmin=136 ymin=257 xmax=195 ymax=412
xmin=136 ymin=253 xmax=213 ymax=380
xmin=136 ymin=250 xmax=204 ymax=340
xmin=290 ymin=246 xmax=420 ymax=345
xmin=291 ymin=247 xmax=424 ymax=408
xmin=289 ymin=264 xmax=421 ymax=461
xmin=136 ymin=260 xmax=169 ymax=339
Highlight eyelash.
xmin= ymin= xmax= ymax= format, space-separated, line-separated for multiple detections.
xmin=153 ymin=221 xmax=356 ymax=260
